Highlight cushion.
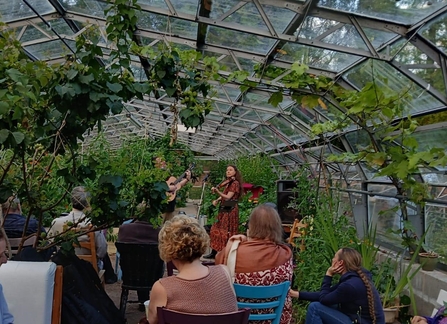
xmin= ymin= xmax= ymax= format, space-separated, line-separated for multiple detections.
xmin=0 ymin=261 xmax=56 ymax=324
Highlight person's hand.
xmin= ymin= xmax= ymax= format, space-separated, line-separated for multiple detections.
xmin=211 ymin=187 xmax=217 ymax=193
xmin=185 ymin=170 xmax=191 ymax=181
xmin=212 ymin=199 xmax=219 ymax=206
xmin=327 ymin=259 xmax=344 ymax=276
xmin=411 ymin=316 xmax=428 ymax=324
xmin=289 ymin=289 xmax=299 ymax=299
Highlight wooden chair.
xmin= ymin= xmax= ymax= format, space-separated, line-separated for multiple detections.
xmin=7 ymin=235 xmax=37 ymax=257
xmin=287 ymin=218 xmax=307 ymax=249
xmin=74 ymin=231 xmax=105 ymax=285
xmin=115 ymin=242 xmax=164 ymax=318
xmin=233 ymin=281 xmax=290 ymax=324
xmin=157 ymin=307 xmax=251 ymax=324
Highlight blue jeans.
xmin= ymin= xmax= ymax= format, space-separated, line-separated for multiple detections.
xmin=306 ymin=302 xmax=353 ymax=324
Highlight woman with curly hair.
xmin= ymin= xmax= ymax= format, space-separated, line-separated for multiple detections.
xmin=290 ymin=247 xmax=385 ymax=324
xmin=147 ymin=215 xmax=237 ymax=324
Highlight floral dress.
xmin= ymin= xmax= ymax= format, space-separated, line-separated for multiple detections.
xmin=210 ymin=180 xmax=241 ymax=251
xmin=234 ymin=258 xmax=294 ymax=324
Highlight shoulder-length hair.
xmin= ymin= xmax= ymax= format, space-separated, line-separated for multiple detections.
xmin=248 ymin=204 xmax=283 ymax=244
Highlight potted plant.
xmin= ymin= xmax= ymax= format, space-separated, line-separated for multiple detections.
xmin=419 ymin=251 xmax=439 ymax=271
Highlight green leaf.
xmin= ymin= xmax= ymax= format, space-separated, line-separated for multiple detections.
xmin=6 ymin=68 xmax=22 ymax=82
xmin=11 ymin=131 xmax=25 ymax=144
xmin=0 ymin=129 xmax=9 ymax=143
xmin=109 ymin=101 xmax=123 ymax=114
xmin=0 ymin=101 xmax=9 ymax=115
xmin=67 ymin=69 xmax=78 ymax=80
xmin=291 ymin=62 xmax=308 ymax=75
xmin=301 ymin=95 xmax=319 ymax=109
xmin=78 ymin=74 xmax=94 ymax=84
xmin=134 ymin=83 xmax=150 ymax=94
xmin=106 ymin=82 xmax=123 ymax=93
xmin=157 ymin=70 xmax=166 ymax=79
xmin=268 ymin=91 xmax=283 ymax=107
xmin=0 ymin=186 xmax=13 ymax=203
xmin=165 ymin=87 xmax=176 ymax=97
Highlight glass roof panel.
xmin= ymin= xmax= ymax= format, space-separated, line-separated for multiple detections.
xmin=138 ymin=0 xmax=167 ymax=10
xmin=363 ymin=27 xmax=397 ymax=49
xmin=419 ymin=11 xmax=447 ymax=54
xmin=318 ymin=0 xmax=447 ymax=24
xmin=279 ymin=43 xmax=362 ymax=72
xmin=167 ymin=0 xmax=198 ymax=15
xmin=209 ymin=52 xmax=240 ymax=72
xmin=0 ymin=0 xmax=54 ymax=22
xmin=24 ymin=39 xmax=75 ymax=60
xmin=321 ymin=25 xmax=369 ymax=51
xmin=137 ymin=11 xmax=197 ymax=39
xmin=206 ymin=26 xmax=276 ymax=55
xmin=268 ymin=116 xmax=306 ymax=144
xmin=59 ymin=0 xmax=109 ymax=17
xmin=288 ymin=105 xmax=317 ymax=125
xmin=392 ymin=43 xmax=446 ymax=94
xmin=219 ymin=2 xmax=296 ymax=34
xmin=344 ymin=59 xmax=444 ymax=115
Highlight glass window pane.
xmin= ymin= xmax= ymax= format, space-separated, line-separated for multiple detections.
xmin=0 ymin=0 xmax=54 ymax=22
xmin=392 ymin=43 xmax=445 ymax=94
xmin=420 ymin=11 xmax=447 ymax=54
xmin=279 ymin=43 xmax=362 ymax=72
xmin=137 ymin=12 xmax=197 ymax=39
xmin=344 ymin=59 xmax=444 ymax=115
xmin=206 ymin=26 xmax=276 ymax=55
xmin=25 ymin=39 xmax=75 ymax=60
xmin=424 ymin=203 xmax=447 ymax=261
xmin=59 ymin=0 xmax=108 ymax=17
xmin=318 ymin=0 xmax=447 ymax=25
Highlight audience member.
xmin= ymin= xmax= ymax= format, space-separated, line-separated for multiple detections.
xmin=290 ymin=247 xmax=385 ymax=324
xmin=118 ymin=217 xmax=160 ymax=310
xmin=0 ymin=231 xmax=14 ymax=323
xmin=2 ymin=197 xmax=46 ymax=239
xmin=411 ymin=306 xmax=446 ymax=324
xmin=147 ymin=215 xmax=237 ymax=324
xmin=215 ymin=204 xmax=294 ymax=324
xmin=48 ymin=186 xmax=116 ymax=283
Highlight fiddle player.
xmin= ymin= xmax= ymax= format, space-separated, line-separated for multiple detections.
xmin=203 ymin=165 xmax=243 ymax=259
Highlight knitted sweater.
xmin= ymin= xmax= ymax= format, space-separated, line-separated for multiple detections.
xmin=159 ymin=265 xmax=237 ymax=314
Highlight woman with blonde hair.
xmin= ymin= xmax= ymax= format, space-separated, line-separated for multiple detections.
xmin=147 ymin=215 xmax=237 ymax=324
xmin=290 ymin=247 xmax=384 ymax=324
xmin=215 ymin=204 xmax=294 ymax=324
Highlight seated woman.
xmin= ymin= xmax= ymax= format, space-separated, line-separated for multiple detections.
xmin=290 ymin=247 xmax=385 ymax=324
xmin=147 ymin=215 xmax=237 ymax=324
xmin=215 ymin=204 xmax=294 ymax=324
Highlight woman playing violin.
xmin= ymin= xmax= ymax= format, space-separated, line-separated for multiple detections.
xmin=203 ymin=165 xmax=243 ymax=259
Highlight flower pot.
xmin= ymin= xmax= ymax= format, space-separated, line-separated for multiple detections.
xmin=383 ymin=307 xmax=398 ymax=324
xmin=419 ymin=253 xmax=438 ymax=271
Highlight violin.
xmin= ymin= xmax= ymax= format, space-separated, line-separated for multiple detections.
xmin=215 ymin=176 xmax=236 ymax=189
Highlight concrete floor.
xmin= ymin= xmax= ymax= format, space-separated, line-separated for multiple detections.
xmin=104 ymin=200 xmax=201 ymax=323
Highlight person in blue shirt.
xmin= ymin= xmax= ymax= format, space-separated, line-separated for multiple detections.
xmin=2 ymin=197 xmax=46 ymax=239
xmin=290 ymin=247 xmax=385 ymax=324
xmin=0 ymin=230 xmax=14 ymax=323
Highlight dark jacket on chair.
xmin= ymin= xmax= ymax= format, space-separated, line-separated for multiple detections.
xmin=52 ymin=252 xmax=125 ymax=324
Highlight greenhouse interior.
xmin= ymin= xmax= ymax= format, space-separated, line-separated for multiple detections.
xmin=1 ymin=0 xmax=447 ymax=323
